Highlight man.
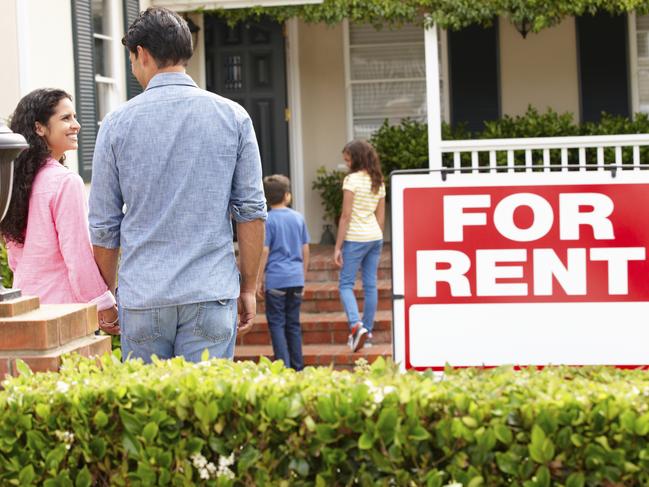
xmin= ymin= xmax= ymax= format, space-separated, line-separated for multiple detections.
xmin=89 ymin=7 xmax=266 ymax=363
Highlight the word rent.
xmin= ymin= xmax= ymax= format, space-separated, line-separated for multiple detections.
xmin=417 ymin=192 xmax=646 ymax=297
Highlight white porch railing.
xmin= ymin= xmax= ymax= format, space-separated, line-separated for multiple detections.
xmin=436 ymin=134 xmax=649 ymax=172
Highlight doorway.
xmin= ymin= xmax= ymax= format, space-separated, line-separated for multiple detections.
xmin=204 ymin=16 xmax=290 ymax=178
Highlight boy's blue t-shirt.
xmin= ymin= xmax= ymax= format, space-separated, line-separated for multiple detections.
xmin=264 ymin=208 xmax=310 ymax=289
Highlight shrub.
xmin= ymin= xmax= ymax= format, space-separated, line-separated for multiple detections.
xmin=3 ymin=355 xmax=649 ymax=485
xmin=311 ymin=167 xmax=346 ymax=224
xmin=312 ymin=108 xmax=649 ymax=229
xmin=0 ymin=244 xmax=12 ymax=288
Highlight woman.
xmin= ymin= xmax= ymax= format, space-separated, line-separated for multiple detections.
xmin=334 ymin=140 xmax=385 ymax=352
xmin=2 ymin=88 xmax=119 ymax=334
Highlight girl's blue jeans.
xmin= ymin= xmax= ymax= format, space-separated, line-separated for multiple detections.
xmin=339 ymin=239 xmax=383 ymax=332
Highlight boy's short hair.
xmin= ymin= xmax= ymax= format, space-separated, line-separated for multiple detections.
xmin=263 ymin=174 xmax=291 ymax=206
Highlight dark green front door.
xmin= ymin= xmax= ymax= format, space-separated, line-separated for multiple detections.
xmin=205 ymin=16 xmax=289 ymax=178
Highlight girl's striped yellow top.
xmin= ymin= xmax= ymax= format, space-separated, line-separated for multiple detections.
xmin=342 ymin=170 xmax=385 ymax=242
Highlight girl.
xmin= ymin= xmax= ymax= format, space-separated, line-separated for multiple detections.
xmin=2 ymin=89 xmax=119 ymax=334
xmin=334 ymin=140 xmax=385 ymax=352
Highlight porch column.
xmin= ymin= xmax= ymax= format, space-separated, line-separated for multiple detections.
xmin=424 ymin=20 xmax=442 ymax=169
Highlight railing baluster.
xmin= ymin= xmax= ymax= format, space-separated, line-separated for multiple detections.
xmin=561 ymin=148 xmax=568 ymax=169
xmin=453 ymin=151 xmax=460 ymax=170
xmin=597 ymin=147 xmax=604 ymax=165
xmin=507 ymin=150 xmax=514 ymax=171
xmin=615 ymin=146 xmax=622 ymax=166
xmin=543 ymin=149 xmax=550 ymax=171
xmin=579 ymin=147 xmax=586 ymax=170
xmin=633 ymin=146 xmax=640 ymax=169
xmin=471 ymin=151 xmax=478 ymax=171
xmin=489 ymin=150 xmax=496 ymax=172
xmin=525 ymin=149 xmax=532 ymax=170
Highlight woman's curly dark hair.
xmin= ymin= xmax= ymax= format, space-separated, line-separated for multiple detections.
xmin=343 ymin=139 xmax=384 ymax=194
xmin=1 ymin=89 xmax=72 ymax=245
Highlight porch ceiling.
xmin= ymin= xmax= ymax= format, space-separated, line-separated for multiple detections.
xmin=151 ymin=0 xmax=323 ymax=10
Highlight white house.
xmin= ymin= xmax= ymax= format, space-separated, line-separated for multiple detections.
xmin=3 ymin=0 xmax=649 ymax=241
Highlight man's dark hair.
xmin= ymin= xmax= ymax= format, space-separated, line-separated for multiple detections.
xmin=263 ymin=175 xmax=291 ymax=206
xmin=122 ymin=7 xmax=193 ymax=67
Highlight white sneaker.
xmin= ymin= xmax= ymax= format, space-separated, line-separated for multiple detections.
xmin=352 ymin=326 xmax=368 ymax=352
xmin=347 ymin=322 xmax=362 ymax=351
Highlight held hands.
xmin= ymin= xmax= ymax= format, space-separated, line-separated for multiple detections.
xmin=237 ymin=291 xmax=256 ymax=336
xmin=334 ymin=247 xmax=343 ymax=268
xmin=98 ymin=304 xmax=120 ymax=335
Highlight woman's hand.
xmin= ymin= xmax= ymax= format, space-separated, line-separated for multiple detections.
xmin=334 ymin=247 xmax=343 ymax=268
xmin=98 ymin=304 xmax=120 ymax=335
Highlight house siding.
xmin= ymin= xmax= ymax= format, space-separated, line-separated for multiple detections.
xmin=298 ymin=21 xmax=348 ymax=242
xmin=499 ymin=17 xmax=580 ymax=121
xmin=0 ymin=0 xmax=21 ymax=124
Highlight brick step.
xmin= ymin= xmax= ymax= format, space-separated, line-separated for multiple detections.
xmin=307 ymin=244 xmax=392 ymax=273
xmin=306 ymin=267 xmax=391 ymax=282
xmin=0 ymin=295 xmax=40 ymax=317
xmin=0 ymin=303 xmax=98 ymax=351
xmin=237 ymin=310 xmax=392 ymax=346
xmin=234 ymin=343 xmax=392 ymax=370
xmin=0 ymin=334 xmax=111 ymax=376
xmin=259 ymin=280 xmax=392 ymax=313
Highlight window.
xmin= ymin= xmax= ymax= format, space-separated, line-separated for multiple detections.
xmin=72 ymin=0 xmax=129 ymax=180
xmin=632 ymin=12 xmax=649 ymax=113
xmin=344 ymin=22 xmax=448 ymax=140
xmin=92 ymin=0 xmax=123 ymax=123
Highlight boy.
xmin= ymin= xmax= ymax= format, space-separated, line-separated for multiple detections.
xmin=257 ymin=175 xmax=310 ymax=370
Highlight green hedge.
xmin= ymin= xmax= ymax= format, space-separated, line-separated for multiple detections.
xmin=312 ymin=108 xmax=649 ymax=221
xmin=0 ymin=244 xmax=12 ymax=289
xmin=3 ymin=354 xmax=649 ymax=485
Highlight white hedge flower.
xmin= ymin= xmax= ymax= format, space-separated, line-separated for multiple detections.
xmin=56 ymin=381 xmax=70 ymax=394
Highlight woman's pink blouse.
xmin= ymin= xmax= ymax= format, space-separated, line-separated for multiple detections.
xmin=6 ymin=158 xmax=114 ymax=310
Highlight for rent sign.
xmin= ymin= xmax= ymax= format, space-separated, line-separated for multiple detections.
xmin=391 ymin=171 xmax=649 ymax=370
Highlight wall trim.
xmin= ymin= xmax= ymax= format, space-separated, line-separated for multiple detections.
xmin=286 ymin=18 xmax=305 ymax=214
xmin=629 ymin=11 xmax=640 ymax=116
xmin=342 ymin=19 xmax=354 ymax=141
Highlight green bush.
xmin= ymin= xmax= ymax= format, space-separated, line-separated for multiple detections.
xmin=3 ymin=355 xmax=649 ymax=485
xmin=0 ymin=244 xmax=13 ymax=288
xmin=312 ymin=108 xmax=649 ymax=227
xmin=311 ymin=167 xmax=346 ymax=224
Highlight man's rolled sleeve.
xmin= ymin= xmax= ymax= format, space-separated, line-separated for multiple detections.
xmin=88 ymin=115 xmax=123 ymax=249
xmin=230 ymin=112 xmax=267 ymax=223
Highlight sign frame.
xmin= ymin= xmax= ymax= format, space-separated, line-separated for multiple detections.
xmin=391 ymin=167 xmax=649 ymax=371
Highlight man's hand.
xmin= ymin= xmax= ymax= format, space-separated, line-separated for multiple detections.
xmin=237 ymin=291 xmax=256 ymax=336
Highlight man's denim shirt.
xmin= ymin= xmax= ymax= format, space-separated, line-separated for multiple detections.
xmin=89 ymin=72 xmax=267 ymax=309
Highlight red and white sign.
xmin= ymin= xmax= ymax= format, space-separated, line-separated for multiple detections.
xmin=391 ymin=171 xmax=649 ymax=370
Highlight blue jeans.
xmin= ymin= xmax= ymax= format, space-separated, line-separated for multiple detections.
xmin=119 ymin=300 xmax=237 ymax=363
xmin=339 ymin=240 xmax=383 ymax=332
xmin=265 ymin=287 xmax=304 ymax=370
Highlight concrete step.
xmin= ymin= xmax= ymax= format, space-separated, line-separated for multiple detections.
xmin=234 ymin=342 xmax=392 ymax=371
xmin=237 ymin=310 xmax=392 ymax=346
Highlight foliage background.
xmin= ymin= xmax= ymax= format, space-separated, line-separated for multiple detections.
xmin=206 ymin=0 xmax=649 ymax=33
xmin=312 ymin=109 xmax=649 ymax=225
